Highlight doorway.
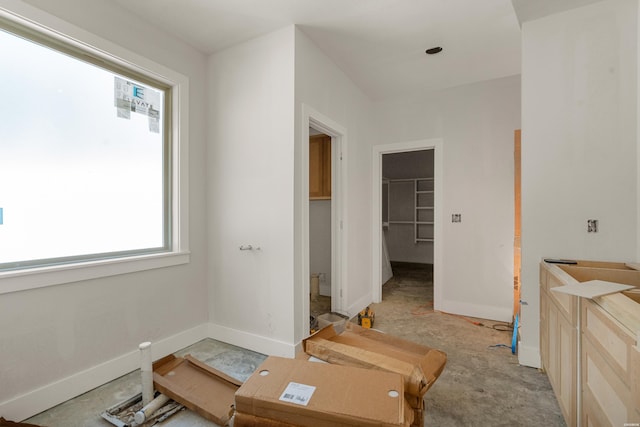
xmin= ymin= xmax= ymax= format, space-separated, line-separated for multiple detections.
xmin=381 ymin=150 xmax=435 ymax=302
xmin=513 ymin=130 xmax=521 ymax=321
xmin=309 ymin=128 xmax=333 ymax=324
xmin=301 ymin=104 xmax=346 ymax=336
xmin=371 ymin=138 xmax=443 ymax=308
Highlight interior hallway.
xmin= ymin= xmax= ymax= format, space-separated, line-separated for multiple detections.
xmin=25 ymin=263 xmax=564 ymax=427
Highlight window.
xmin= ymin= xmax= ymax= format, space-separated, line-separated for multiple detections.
xmin=0 ymin=9 xmax=189 ymax=291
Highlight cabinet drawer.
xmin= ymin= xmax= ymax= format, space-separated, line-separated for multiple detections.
xmin=582 ymin=300 xmax=635 ymax=385
xmin=582 ymin=335 xmax=636 ymax=427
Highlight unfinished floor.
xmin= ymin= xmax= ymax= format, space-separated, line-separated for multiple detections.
xmin=25 ymin=262 xmax=565 ymax=426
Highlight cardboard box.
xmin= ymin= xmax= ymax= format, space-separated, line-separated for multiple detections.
xmin=303 ymin=323 xmax=447 ymax=398
xmin=233 ymin=412 xmax=300 ymax=426
xmin=409 ymin=397 xmax=425 ymax=427
xmin=234 ymin=356 xmax=414 ymax=427
xmin=153 ymin=354 xmax=241 ymax=426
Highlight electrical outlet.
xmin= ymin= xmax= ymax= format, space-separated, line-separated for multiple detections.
xmin=587 ymin=219 xmax=598 ymax=233
xmin=452 ymin=213 xmax=461 ymax=223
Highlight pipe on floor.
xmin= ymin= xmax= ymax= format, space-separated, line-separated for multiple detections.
xmin=139 ymin=342 xmax=153 ymax=406
xmin=134 ymin=393 xmax=170 ymax=424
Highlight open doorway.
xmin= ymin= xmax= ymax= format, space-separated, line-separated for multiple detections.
xmin=309 ymin=128 xmax=332 ymax=325
xmin=381 ymin=150 xmax=434 ymax=301
xmin=513 ymin=130 xmax=521 ymax=321
xmin=300 ymin=104 xmax=346 ymax=337
xmin=371 ymin=138 xmax=443 ymax=308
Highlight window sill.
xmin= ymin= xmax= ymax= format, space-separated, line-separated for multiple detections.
xmin=0 ymin=251 xmax=190 ymax=295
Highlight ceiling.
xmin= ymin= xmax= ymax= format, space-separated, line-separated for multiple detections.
xmin=107 ymin=0 xmax=593 ymax=101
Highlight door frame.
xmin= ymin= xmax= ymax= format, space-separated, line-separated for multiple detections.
xmin=301 ymin=104 xmax=347 ymax=331
xmin=371 ymin=138 xmax=443 ymax=307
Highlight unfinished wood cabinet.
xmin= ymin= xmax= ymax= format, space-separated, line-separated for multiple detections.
xmin=540 ymin=262 xmax=578 ymax=426
xmin=309 ymin=134 xmax=331 ymax=200
xmin=540 ymin=260 xmax=640 ymax=427
xmin=582 ymin=298 xmax=640 ymax=426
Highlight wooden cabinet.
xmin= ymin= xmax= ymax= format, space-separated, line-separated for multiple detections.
xmin=582 ymin=298 xmax=639 ymax=427
xmin=540 ymin=261 xmax=640 ymax=427
xmin=309 ymin=134 xmax=331 ymax=200
xmin=540 ymin=264 xmax=578 ymax=426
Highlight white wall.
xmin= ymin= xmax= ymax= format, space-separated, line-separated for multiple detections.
xmin=520 ymin=0 xmax=638 ymax=367
xmin=0 ymin=0 xmax=209 ymax=420
xmin=207 ymin=27 xmax=297 ymax=354
xmin=294 ymin=27 xmax=378 ymax=340
xmin=373 ymin=75 xmax=521 ymax=322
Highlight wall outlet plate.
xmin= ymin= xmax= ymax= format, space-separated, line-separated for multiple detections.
xmin=587 ymin=219 xmax=598 ymax=233
xmin=452 ymin=213 xmax=461 ymax=223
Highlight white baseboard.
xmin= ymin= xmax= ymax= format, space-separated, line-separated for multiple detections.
xmin=208 ymin=323 xmax=296 ymax=358
xmin=0 ymin=323 xmax=209 ymax=422
xmin=517 ymin=342 xmax=542 ymax=368
xmin=2 ymin=320 xmax=349 ymax=421
xmin=345 ymin=292 xmax=373 ymax=319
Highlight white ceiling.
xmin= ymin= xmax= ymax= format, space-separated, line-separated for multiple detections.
xmin=107 ymin=0 xmax=577 ymax=101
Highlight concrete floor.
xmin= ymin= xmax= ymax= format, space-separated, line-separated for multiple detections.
xmin=25 ymin=262 xmax=565 ymax=426
xmin=374 ymin=262 xmax=565 ymax=426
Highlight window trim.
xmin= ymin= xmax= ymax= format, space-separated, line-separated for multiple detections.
xmin=0 ymin=3 xmax=190 ymax=294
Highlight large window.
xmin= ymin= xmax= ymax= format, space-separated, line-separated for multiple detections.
xmin=0 ymin=14 xmax=183 ymax=278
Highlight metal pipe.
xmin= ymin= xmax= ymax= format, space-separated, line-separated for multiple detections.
xmin=139 ymin=341 xmax=154 ymax=406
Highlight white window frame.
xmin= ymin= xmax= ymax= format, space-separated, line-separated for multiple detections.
xmin=0 ymin=3 xmax=190 ymax=294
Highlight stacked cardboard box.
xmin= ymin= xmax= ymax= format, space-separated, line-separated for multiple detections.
xmin=151 ymin=324 xmax=446 ymax=426
xmin=302 ymin=323 xmax=447 ymax=427
xmin=234 ymin=356 xmax=414 ymax=426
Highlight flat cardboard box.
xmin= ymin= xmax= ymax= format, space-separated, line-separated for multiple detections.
xmin=409 ymin=398 xmax=425 ymax=427
xmin=152 ymin=354 xmax=242 ymax=426
xmin=234 ymin=412 xmax=300 ymax=426
xmin=303 ymin=323 xmax=447 ymax=398
xmin=234 ymin=356 xmax=413 ymax=427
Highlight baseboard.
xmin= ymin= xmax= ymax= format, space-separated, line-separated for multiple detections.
xmin=345 ymin=292 xmax=373 ymax=319
xmin=0 ymin=323 xmax=209 ymax=422
xmin=517 ymin=343 xmax=541 ymax=368
xmin=438 ymin=299 xmax=512 ymax=323
xmin=208 ymin=323 xmax=296 ymax=358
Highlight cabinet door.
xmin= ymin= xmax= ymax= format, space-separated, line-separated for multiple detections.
xmin=310 ymin=135 xmax=331 ymax=199
xmin=547 ymin=298 xmax=577 ymax=426
xmin=540 ymin=289 xmax=549 ymax=371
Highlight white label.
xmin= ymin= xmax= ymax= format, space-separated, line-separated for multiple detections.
xmin=279 ymin=382 xmax=316 ymax=406
xmin=114 ymin=77 xmax=161 ymax=133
